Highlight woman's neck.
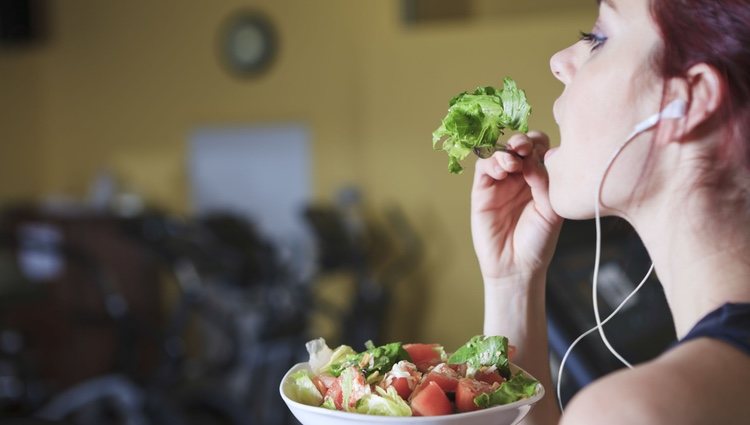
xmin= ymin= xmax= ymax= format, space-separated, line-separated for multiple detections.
xmin=627 ymin=181 xmax=750 ymax=338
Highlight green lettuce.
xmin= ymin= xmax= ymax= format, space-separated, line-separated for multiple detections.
xmin=356 ymin=386 xmax=412 ymax=416
xmin=340 ymin=366 xmax=366 ymax=412
xmin=322 ymin=345 xmax=357 ymax=375
xmin=286 ymin=370 xmax=323 ymax=406
xmin=320 ymin=397 xmax=337 ymax=410
xmin=432 ymin=77 xmax=531 ymax=174
xmin=473 ymin=372 xmax=539 ymax=408
xmin=305 ymin=337 xmax=358 ymax=376
xmin=447 ymin=335 xmax=511 ymax=378
xmin=328 ymin=340 xmax=411 ymax=379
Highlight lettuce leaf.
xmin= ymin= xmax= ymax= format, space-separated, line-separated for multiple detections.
xmin=328 ymin=341 xmax=411 ymax=379
xmin=433 ymin=77 xmax=531 ymax=174
xmin=320 ymin=397 xmax=337 ymax=410
xmin=305 ymin=338 xmax=357 ymax=376
xmin=499 ymin=78 xmax=532 ymax=133
xmin=473 ymin=372 xmax=539 ymax=408
xmin=447 ymin=335 xmax=510 ymax=378
xmin=286 ymin=370 xmax=323 ymax=406
xmin=305 ymin=338 xmax=333 ymax=374
xmin=355 ymin=386 xmax=412 ymax=416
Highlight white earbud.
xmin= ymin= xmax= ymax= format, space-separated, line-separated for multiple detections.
xmin=630 ymin=98 xmax=687 ymax=136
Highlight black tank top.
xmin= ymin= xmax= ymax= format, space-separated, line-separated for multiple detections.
xmin=678 ymin=302 xmax=750 ymax=355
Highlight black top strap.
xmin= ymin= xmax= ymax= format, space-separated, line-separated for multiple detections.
xmin=678 ymin=302 xmax=750 ymax=356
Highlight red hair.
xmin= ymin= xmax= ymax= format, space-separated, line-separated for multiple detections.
xmin=650 ymin=0 xmax=750 ymax=171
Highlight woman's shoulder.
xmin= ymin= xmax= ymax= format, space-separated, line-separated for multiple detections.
xmin=560 ymin=338 xmax=750 ymax=425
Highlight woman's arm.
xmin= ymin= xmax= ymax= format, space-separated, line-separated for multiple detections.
xmin=484 ymin=273 xmax=558 ymax=425
xmin=471 ymin=131 xmax=562 ymax=425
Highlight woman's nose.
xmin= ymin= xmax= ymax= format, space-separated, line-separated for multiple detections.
xmin=550 ymin=47 xmax=574 ymax=85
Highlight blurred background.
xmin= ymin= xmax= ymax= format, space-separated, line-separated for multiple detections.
xmin=0 ymin=0 xmax=677 ymax=424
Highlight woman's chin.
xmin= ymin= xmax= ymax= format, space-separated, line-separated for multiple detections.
xmin=549 ymin=188 xmax=594 ymax=220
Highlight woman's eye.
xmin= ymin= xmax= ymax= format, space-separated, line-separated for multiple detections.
xmin=579 ymin=31 xmax=608 ymax=52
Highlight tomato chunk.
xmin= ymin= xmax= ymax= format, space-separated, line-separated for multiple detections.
xmin=323 ymin=367 xmax=371 ymax=411
xmin=390 ymin=377 xmax=412 ymax=400
xmin=313 ymin=374 xmax=335 ymax=396
xmin=410 ymin=381 xmax=452 ymax=416
xmin=323 ymin=378 xmax=343 ymax=410
xmin=474 ymin=369 xmax=505 ymax=386
xmin=342 ymin=366 xmax=371 ymax=410
xmin=415 ymin=363 xmax=460 ymax=394
xmin=455 ymin=378 xmax=496 ymax=413
xmin=383 ymin=360 xmax=421 ymax=400
xmin=448 ymin=362 xmax=467 ymax=377
xmin=404 ymin=343 xmax=443 ymax=372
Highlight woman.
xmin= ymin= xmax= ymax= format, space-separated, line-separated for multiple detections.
xmin=473 ymin=0 xmax=750 ymax=424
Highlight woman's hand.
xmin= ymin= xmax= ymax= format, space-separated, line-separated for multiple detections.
xmin=471 ymin=131 xmax=563 ymax=282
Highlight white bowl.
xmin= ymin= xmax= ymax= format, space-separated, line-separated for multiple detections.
xmin=279 ymin=362 xmax=545 ymax=425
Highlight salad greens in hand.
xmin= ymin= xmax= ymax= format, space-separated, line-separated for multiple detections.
xmin=432 ymin=77 xmax=532 ymax=174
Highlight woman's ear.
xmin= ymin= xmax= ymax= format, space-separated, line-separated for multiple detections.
xmin=684 ymin=63 xmax=723 ymax=135
xmin=656 ymin=63 xmax=724 ymax=144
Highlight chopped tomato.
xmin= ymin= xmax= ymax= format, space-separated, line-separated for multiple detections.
xmin=342 ymin=366 xmax=371 ymax=410
xmin=404 ymin=343 xmax=443 ymax=372
xmin=416 ymin=363 xmax=459 ymax=394
xmin=323 ymin=368 xmax=371 ymax=411
xmin=474 ymin=369 xmax=505 ymax=386
xmin=390 ymin=376 xmax=412 ymax=400
xmin=383 ymin=360 xmax=421 ymax=400
xmin=455 ymin=378 xmax=496 ymax=413
xmin=410 ymin=381 xmax=452 ymax=416
xmin=448 ymin=362 xmax=467 ymax=377
xmin=323 ymin=378 xmax=343 ymax=410
xmin=313 ymin=374 xmax=335 ymax=396
xmin=311 ymin=376 xmax=327 ymax=397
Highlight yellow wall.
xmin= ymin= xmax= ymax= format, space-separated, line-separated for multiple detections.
xmin=0 ymin=50 xmax=43 ymax=200
xmin=0 ymin=0 xmax=594 ymax=349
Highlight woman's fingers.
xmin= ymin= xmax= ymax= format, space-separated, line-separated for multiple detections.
xmin=476 ymin=132 xmax=549 ymax=177
xmin=474 ymin=131 xmax=556 ymax=198
xmin=521 ymin=134 xmax=560 ymax=223
xmin=474 ymin=156 xmax=508 ymax=188
xmin=525 ymin=130 xmax=551 ymax=151
xmin=506 ymin=133 xmax=535 ymax=157
xmin=511 ymin=130 xmax=550 ymax=150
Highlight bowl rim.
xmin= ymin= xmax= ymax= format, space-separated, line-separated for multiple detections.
xmin=279 ymin=361 xmax=545 ymax=421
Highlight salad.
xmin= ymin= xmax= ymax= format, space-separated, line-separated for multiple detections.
xmin=432 ymin=77 xmax=532 ymax=174
xmin=285 ymin=335 xmax=539 ymax=417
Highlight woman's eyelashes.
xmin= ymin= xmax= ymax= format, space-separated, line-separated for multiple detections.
xmin=579 ymin=31 xmax=608 ymax=52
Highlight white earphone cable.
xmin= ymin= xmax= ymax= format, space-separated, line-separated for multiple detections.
xmin=591 ymin=130 xmax=644 ymax=370
xmin=556 ymin=262 xmax=653 ymax=411
xmin=555 ymin=99 xmax=686 ymax=411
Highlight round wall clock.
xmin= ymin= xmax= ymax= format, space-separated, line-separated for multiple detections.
xmin=220 ymin=11 xmax=278 ymax=78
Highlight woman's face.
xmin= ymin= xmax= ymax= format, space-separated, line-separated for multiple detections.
xmin=546 ymin=0 xmax=666 ymax=219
